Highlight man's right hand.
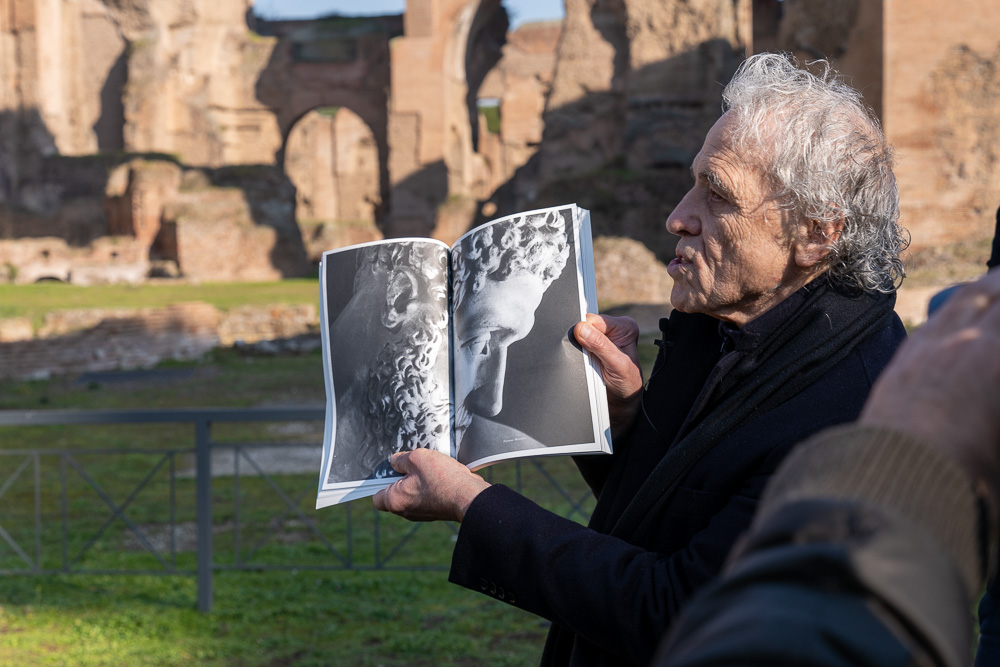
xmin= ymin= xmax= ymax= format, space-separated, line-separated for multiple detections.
xmin=373 ymin=449 xmax=490 ymax=523
xmin=861 ymin=269 xmax=1000 ymax=511
xmin=574 ymin=314 xmax=644 ymax=439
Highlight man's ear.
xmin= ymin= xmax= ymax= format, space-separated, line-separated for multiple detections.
xmin=795 ymin=216 xmax=845 ymax=268
xmin=383 ymin=268 xmax=418 ymax=328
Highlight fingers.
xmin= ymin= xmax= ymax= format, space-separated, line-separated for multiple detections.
xmin=372 ymin=476 xmax=393 ymax=511
xmin=372 ymin=485 xmax=390 ymax=512
xmin=574 ymin=315 xmax=642 ymax=381
xmin=388 ymin=450 xmax=409 ymax=474
xmin=574 ymin=319 xmax=609 ymax=354
xmin=373 ymin=476 xmax=411 ymax=516
xmin=578 ymin=313 xmax=640 ymax=348
xmin=373 ymin=450 xmax=417 ymax=515
xmin=372 ymin=458 xmax=421 ymax=518
xmin=861 ymin=269 xmax=1000 ymax=509
xmin=372 ymin=448 xmax=491 ymax=523
xmin=925 ymin=270 xmax=1000 ymax=335
xmin=574 ymin=314 xmax=644 ymax=438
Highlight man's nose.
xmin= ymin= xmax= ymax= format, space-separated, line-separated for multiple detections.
xmin=471 ymin=348 xmax=508 ymax=417
xmin=666 ymin=189 xmax=700 ymax=237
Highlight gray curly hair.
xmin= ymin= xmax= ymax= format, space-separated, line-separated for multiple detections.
xmin=452 ymin=210 xmax=571 ymax=311
xmin=722 ymin=52 xmax=908 ymax=294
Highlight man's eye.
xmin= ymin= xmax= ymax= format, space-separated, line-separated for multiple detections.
xmin=708 ymin=188 xmax=726 ymax=203
xmin=463 ymin=336 xmax=490 ymax=356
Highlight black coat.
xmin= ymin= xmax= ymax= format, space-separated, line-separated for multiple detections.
xmin=449 ymin=284 xmax=906 ymax=666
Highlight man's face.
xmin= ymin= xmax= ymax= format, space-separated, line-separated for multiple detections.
xmin=453 ymin=270 xmax=546 ymax=438
xmin=666 ymin=113 xmax=802 ymax=326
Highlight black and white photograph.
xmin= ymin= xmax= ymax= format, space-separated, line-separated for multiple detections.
xmin=451 ymin=206 xmax=601 ymax=467
xmin=316 ymin=204 xmax=611 ymax=508
xmin=319 ymin=240 xmax=452 ymax=495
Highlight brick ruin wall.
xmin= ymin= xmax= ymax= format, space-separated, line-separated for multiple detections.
xmin=0 ymin=0 xmax=996 ymax=335
xmin=764 ymin=0 xmax=1000 ymax=251
xmin=883 ymin=0 xmax=1000 ymax=250
xmin=4 ymin=0 xmax=997 ymax=267
xmin=0 ymin=0 xmax=395 ymax=282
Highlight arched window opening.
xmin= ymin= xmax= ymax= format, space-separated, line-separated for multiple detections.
xmin=284 ymin=106 xmax=383 ymax=261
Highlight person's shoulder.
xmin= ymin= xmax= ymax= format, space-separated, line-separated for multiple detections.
xmin=855 ymin=308 xmax=906 ymax=376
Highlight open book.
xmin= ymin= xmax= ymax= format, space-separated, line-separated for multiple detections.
xmin=316 ymin=204 xmax=611 ymax=508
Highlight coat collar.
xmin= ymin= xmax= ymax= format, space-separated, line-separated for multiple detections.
xmin=610 ymin=283 xmax=898 ymax=542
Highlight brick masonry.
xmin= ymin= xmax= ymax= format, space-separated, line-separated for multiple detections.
xmin=0 ymin=0 xmax=995 ymax=326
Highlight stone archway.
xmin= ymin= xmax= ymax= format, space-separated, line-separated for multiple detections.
xmin=253 ymin=15 xmax=398 ymax=238
xmin=284 ymin=106 xmax=384 ymax=262
xmin=387 ymin=0 xmax=509 ymax=241
xmin=443 ymin=0 xmax=507 ymax=198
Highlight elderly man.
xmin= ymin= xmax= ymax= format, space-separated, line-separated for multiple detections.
xmin=374 ymin=53 xmax=907 ymax=666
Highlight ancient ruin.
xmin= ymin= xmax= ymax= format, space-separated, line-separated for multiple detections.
xmin=2 ymin=0 xmax=996 ymax=285
xmin=0 ymin=0 xmax=999 ymax=377
xmin=759 ymin=0 xmax=1000 ymax=250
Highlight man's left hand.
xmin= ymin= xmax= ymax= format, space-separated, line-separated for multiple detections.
xmin=372 ymin=448 xmax=491 ymax=523
xmin=574 ymin=313 xmax=644 ymax=439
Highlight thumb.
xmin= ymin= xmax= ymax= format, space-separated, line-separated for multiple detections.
xmin=388 ymin=451 xmax=411 ymax=474
xmin=574 ymin=317 xmax=642 ymax=392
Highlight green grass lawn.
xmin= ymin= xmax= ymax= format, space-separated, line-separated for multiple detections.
xmin=0 ymin=279 xmax=665 ymax=665
xmin=0 ymin=344 xmax=594 ymax=665
xmin=0 ymin=570 xmax=549 ymax=666
xmin=0 ymin=279 xmax=320 ymax=331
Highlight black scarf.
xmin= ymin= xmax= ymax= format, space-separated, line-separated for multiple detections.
xmin=609 ymin=282 xmax=897 ymax=542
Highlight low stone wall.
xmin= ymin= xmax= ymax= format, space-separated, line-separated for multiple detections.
xmin=217 ymin=304 xmax=317 ymax=346
xmin=0 ymin=282 xmax=941 ymax=382
xmin=0 ymin=302 xmax=318 ymax=381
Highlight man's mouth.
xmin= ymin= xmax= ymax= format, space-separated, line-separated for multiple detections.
xmin=668 ymin=253 xmax=693 ymax=271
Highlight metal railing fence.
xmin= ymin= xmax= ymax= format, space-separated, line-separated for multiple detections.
xmin=0 ymin=408 xmax=595 ymax=612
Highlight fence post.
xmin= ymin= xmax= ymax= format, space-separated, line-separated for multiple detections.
xmin=196 ymin=419 xmax=213 ymax=612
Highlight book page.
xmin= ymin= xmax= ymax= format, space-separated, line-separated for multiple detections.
xmin=317 ymin=239 xmax=452 ymax=508
xmin=450 ymin=204 xmax=611 ymax=469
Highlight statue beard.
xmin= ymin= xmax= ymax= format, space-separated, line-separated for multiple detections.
xmin=454 ymin=400 xmax=473 ymax=456
xmin=355 ymin=315 xmax=450 ymax=477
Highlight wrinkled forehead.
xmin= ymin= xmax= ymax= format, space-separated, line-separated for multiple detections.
xmin=694 ymin=113 xmax=778 ymax=198
xmin=707 ymin=111 xmax=781 ymax=173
